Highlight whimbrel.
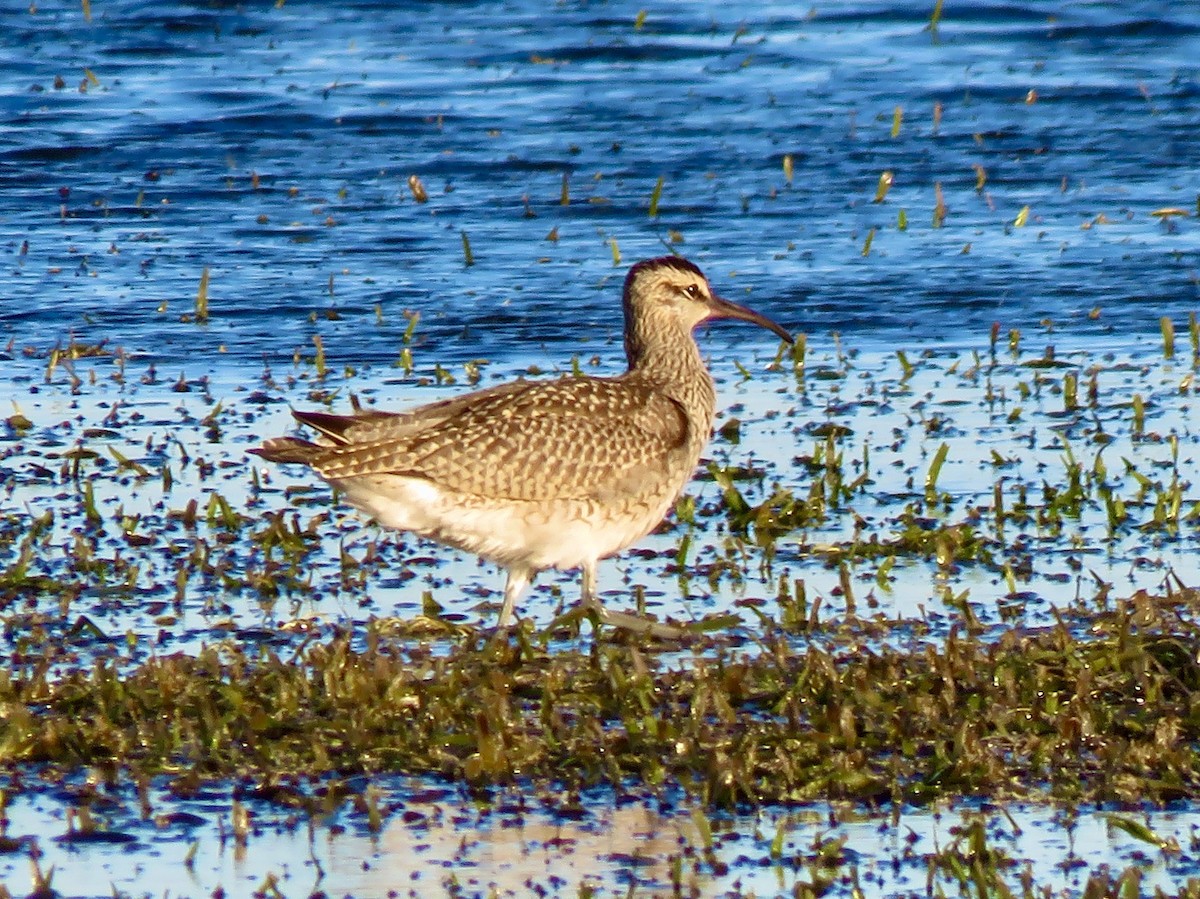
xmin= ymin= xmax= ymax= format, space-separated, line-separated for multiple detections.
xmin=251 ymin=257 xmax=792 ymax=636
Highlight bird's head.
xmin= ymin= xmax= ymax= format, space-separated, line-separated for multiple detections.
xmin=622 ymin=256 xmax=792 ymax=364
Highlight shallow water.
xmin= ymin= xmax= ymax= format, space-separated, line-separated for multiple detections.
xmin=3 ymin=2 xmax=1198 ymax=364
xmin=2 ymin=776 xmax=1196 ymax=898
xmin=3 ymin=1 xmax=1200 ymax=896
xmin=4 ymin=334 xmax=1197 ymax=656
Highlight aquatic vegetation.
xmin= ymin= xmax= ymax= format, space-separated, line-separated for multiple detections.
xmin=1 ymin=574 xmax=1198 ymax=813
xmin=3 ymin=315 xmax=1200 ymax=893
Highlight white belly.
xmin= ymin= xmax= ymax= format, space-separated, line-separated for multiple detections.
xmin=334 ymin=473 xmax=677 ymax=572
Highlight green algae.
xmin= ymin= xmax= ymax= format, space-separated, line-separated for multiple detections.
xmin=3 ymin=587 xmax=1199 ymax=809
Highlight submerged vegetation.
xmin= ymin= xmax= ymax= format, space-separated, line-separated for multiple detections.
xmin=2 ymin=586 xmax=1200 ymax=807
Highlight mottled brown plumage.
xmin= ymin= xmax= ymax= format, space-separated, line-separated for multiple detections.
xmin=251 ymin=256 xmax=792 ymax=636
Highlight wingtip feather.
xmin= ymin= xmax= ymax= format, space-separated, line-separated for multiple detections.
xmin=249 ymin=436 xmax=322 ymax=465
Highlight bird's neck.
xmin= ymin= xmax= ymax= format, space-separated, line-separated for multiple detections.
xmin=625 ymin=325 xmax=717 ymax=426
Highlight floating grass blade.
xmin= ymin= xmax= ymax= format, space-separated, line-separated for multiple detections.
xmin=934 ymin=531 xmax=955 ymax=570
xmin=1013 ymin=205 xmax=1030 ymax=228
xmin=929 ymin=0 xmax=944 ymax=30
xmin=400 ymin=310 xmax=420 ymax=345
xmin=770 ymin=820 xmax=788 ymax=859
xmin=7 ymin=401 xmax=32 ymax=432
xmin=82 ymin=479 xmax=101 ymax=525
xmin=873 ymin=171 xmax=893 ymax=203
xmin=791 ymin=333 xmax=807 ymax=380
xmin=674 ymin=531 xmax=692 ymax=571
xmin=560 ymin=172 xmax=569 ymax=206
xmin=609 ymin=237 xmax=621 ymax=265
xmin=195 ymin=267 xmax=210 ymax=322
xmin=861 ymin=227 xmax=875 ymax=257
xmin=973 ymin=164 xmax=987 ymax=192
xmin=634 ymin=9 xmax=647 ymax=30
xmin=648 ymin=175 xmax=664 ymax=218
xmin=838 ymin=561 xmax=856 ymax=616
xmin=897 ymin=208 xmax=907 ymax=230
xmin=1063 ymin=372 xmax=1078 ymax=411
xmin=1160 ymin=316 xmax=1175 ymax=358
xmin=875 ymin=555 xmax=895 ymax=589
xmin=232 ymin=800 xmax=250 ymax=847
xmin=1189 ymin=311 xmax=1199 ymax=361
xmin=1132 ymin=393 xmax=1144 ymax=438
xmin=782 ymin=153 xmax=794 ymax=184
xmin=1103 ymin=814 xmax=1170 ymax=849
xmin=708 ymin=462 xmax=751 ymax=529
xmin=1149 ymin=207 xmax=1189 ymax=220
xmin=924 ymin=441 xmax=950 ymax=502
xmin=933 ymin=182 xmax=946 ymax=227
xmin=109 ymin=446 xmax=151 ymax=479
xmin=313 ymin=335 xmax=326 ymax=378
xmin=1001 ymin=562 xmax=1018 ymax=595
xmin=461 ymin=230 xmax=474 ymax=266
xmin=1122 ymin=457 xmax=1152 ymax=501
xmin=406 ymin=174 xmax=428 ymax=203
xmin=890 ymin=106 xmax=902 ymax=138
xmin=1083 ymin=367 xmax=1099 ymax=405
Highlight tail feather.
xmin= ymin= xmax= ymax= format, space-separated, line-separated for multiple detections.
xmin=292 ymin=408 xmax=400 ymax=445
xmin=248 ymin=436 xmax=324 ymax=465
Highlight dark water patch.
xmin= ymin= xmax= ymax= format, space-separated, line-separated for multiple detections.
xmin=1049 ymin=17 xmax=1200 ymax=42
xmin=99 ymin=42 xmax=217 ymax=59
xmin=1 ymin=143 xmax=104 ymax=163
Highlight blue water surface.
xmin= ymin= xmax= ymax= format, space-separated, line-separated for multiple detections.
xmin=1 ymin=1 xmax=1197 ymax=366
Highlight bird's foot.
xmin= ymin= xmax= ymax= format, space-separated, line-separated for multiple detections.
xmin=546 ymin=604 xmax=721 ymax=641
xmin=544 ymin=605 xmax=588 ymax=636
xmin=584 ymin=605 xmax=692 ymax=640
xmin=597 ymin=607 xmax=693 ymax=640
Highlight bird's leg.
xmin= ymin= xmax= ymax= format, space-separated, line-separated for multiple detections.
xmin=580 ymin=560 xmax=600 ymax=614
xmin=580 ymin=559 xmax=690 ymax=640
xmin=496 ymin=566 xmax=531 ymax=629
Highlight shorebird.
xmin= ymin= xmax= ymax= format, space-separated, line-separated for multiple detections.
xmin=251 ymin=257 xmax=792 ymax=636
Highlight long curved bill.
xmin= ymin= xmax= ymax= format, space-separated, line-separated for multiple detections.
xmin=706 ymin=293 xmax=794 ymax=344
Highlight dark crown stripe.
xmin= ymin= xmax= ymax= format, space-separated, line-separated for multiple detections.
xmin=626 ymin=255 xmax=703 ymax=282
xmin=623 ymin=256 xmax=706 ymax=301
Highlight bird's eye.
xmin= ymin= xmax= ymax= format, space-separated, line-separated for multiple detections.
xmin=683 ymin=284 xmax=701 ymax=298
